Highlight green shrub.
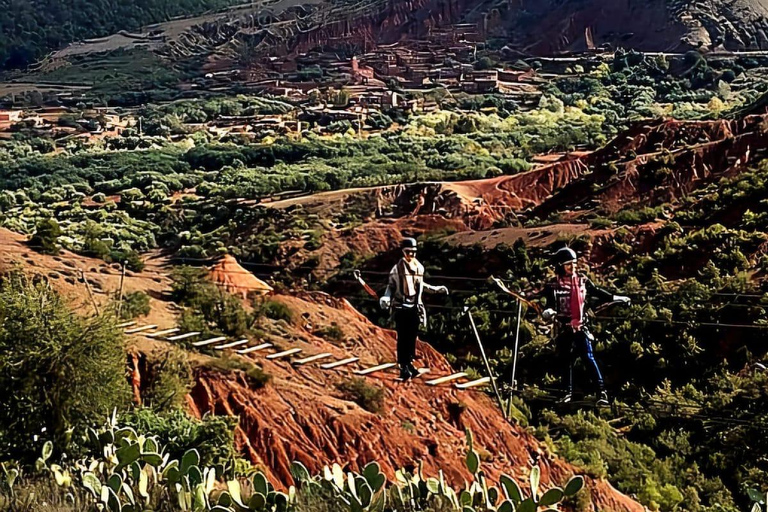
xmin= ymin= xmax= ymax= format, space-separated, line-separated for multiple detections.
xmin=171 ymin=266 xmax=251 ymax=336
xmin=120 ymin=290 xmax=151 ymax=319
xmin=111 ymin=249 xmax=145 ymax=272
xmin=260 ymin=299 xmax=293 ymax=323
xmin=142 ymin=346 xmax=194 ymax=412
xmin=0 ymin=271 xmax=130 ymax=460
xmin=336 ymin=378 xmax=384 ymax=414
xmin=315 ymin=324 xmax=344 ymax=342
xmin=590 ymin=217 xmax=614 ymax=228
xmin=170 ymin=266 xmax=210 ymax=304
xmin=29 ymin=218 xmax=62 ymax=255
xmin=120 ymin=408 xmax=239 ymax=472
xmin=204 ymin=354 xmax=272 ymax=389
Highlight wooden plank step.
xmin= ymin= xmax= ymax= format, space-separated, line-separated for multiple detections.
xmin=354 ymin=363 xmax=397 ymax=375
xmin=426 ymin=372 xmax=468 ymax=386
xmin=116 ymin=321 xmax=136 ymax=329
xmin=238 ymin=343 xmax=272 ymax=355
xmin=267 ymin=348 xmax=303 ymax=360
xmin=293 ymin=353 xmax=333 ymax=365
xmin=321 ymin=357 xmax=359 ymax=370
xmin=147 ymin=328 xmax=180 ymax=338
xmin=191 ymin=336 xmax=227 ymax=347
xmin=215 ymin=339 xmax=249 ymax=350
xmin=167 ymin=332 xmax=201 ymax=342
xmin=125 ymin=325 xmax=157 ymax=334
xmin=456 ymin=377 xmax=491 ymax=389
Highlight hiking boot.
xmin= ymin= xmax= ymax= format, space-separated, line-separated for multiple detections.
xmin=407 ymin=364 xmax=420 ymax=379
xmin=560 ymin=392 xmax=573 ymax=404
xmin=596 ymin=391 xmax=609 ymax=406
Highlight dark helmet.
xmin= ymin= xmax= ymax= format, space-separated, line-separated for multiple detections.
xmin=552 ymin=246 xmax=577 ymax=267
xmin=401 ymin=237 xmax=418 ymax=250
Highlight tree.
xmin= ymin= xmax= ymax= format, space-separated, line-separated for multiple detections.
xmin=170 ymin=266 xmax=250 ymax=337
xmin=120 ymin=291 xmax=151 ymax=320
xmin=29 ymin=218 xmax=62 ymax=255
xmin=474 ymin=56 xmax=496 ymax=70
xmin=0 ymin=272 xmax=130 ymax=460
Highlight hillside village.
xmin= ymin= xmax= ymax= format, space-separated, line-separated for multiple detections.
xmin=0 ymin=20 xmax=556 ymax=145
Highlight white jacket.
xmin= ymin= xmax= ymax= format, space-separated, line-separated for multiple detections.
xmin=382 ymin=258 xmax=442 ymax=324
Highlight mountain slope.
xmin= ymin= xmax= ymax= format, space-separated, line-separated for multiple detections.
xmin=478 ymin=0 xmax=768 ymax=53
xmin=0 ymin=225 xmax=643 ymax=510
xmin=0 ymin=0 xmax=242 ymax=69
xmin=14 ymin=0 xmax=768 ymax=79
xmin=180 ymin=291 xmax=643 ymax=511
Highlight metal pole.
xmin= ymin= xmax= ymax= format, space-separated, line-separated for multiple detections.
xmin=465 ymin=307 xmax=505 ymax=416
xmin=80 ymin=269 xmax=100 ymax=316
xmin=117 ymin=262 xmax=126 ymax=318
xmin=507 ymin=299 xmax=522 ymax=419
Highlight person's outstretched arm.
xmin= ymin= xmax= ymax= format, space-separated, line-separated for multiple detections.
xmin=587 ymin=279 xmax=631 ymax=305
xmin=422 ymin=280 xmax=449 ymax=295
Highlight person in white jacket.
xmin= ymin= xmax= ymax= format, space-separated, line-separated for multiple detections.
xmin=380 ymin=238 xmax=449 ymax=380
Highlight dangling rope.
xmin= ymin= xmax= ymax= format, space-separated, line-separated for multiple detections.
xmin=353 ymin=269 xmax=379 ymax=299
xmin=490 ymin=276 xmax=542 ymax=315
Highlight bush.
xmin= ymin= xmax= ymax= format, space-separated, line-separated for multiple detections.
xmin=315 ymin=324 xmax=344 ymax=342
xmin=120 ymin=408 xmax=239 ymax=472
xmin=170 ymin=266 xmax=210 ymax=304
xmin=120 ymin=291 xmax=151 ymax=319
xmin=171 ymin=266 xmax=251 ymax=336
xmin=111 ymin=249 xmax=145 ymax=272
xmin=0 ymin=271 xmax=130 ymax=460
xmin=336 ymin=378 xmax=384 ymax=414
xmin=205 ymin=354 xmax=272 ymax=388
xmin=29 ymin=218 xmax=62 ymax=255
xmin=260 ymin=299 xmax=293 ymax=323
xmin=590 ymin=217 xmax=614 ymax=228
xmin=141 ymin=346 xmax=194 ymax=412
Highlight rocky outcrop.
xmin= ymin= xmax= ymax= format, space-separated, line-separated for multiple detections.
xmin=182 ymin=292 xmax=642 ymax=511
xmin=213 ymin=0 xmax=768 ymax=57
xmin=404 ymin=115 xmax=768 ymax=228
xmin=474 ymin=0 xmax=768 ymax=53
xmin=163 ymin=0 xmax=480 ymax=63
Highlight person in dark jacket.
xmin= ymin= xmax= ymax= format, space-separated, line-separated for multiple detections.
xmin=380 ymin=238 xmax=449 ymax=380
xmin=541 ymin=247 xmax=630 ymax=404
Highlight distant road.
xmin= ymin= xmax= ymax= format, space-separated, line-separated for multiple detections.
xmin=536 ymin=50 xmax=768 ymax=62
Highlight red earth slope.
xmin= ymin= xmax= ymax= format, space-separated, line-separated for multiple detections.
xmin=182 ymin=292 xmax=642 ymax=511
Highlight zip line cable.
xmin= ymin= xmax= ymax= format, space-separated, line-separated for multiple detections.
xmin=348 ymin=296 xmax=768 ymax=330
xmin=63 ymin=263 xmax=768 ymax=430
xmin=7 ymin=242 xmax=768 ymax=328
xmin=9 ymin=243 xmax=768 ymax=298
xmin=56 ymin=266 xmax=768 ymax=330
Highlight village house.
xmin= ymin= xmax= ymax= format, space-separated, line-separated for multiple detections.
xmin=0 ymin=110 xmax=22 ymax=123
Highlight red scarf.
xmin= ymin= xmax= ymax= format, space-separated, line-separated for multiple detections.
xmin=560 ymin=273 xmax=586 ymax=329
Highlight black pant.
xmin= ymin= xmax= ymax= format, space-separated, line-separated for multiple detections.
xmin=556 ymin=328 xmax=604 ymax=393
xmin=394 ymin=307 xmax=420 ymax=368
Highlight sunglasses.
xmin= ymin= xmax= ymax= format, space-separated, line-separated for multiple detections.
xmin=403 ymin=250 xmax=417 ymax=255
